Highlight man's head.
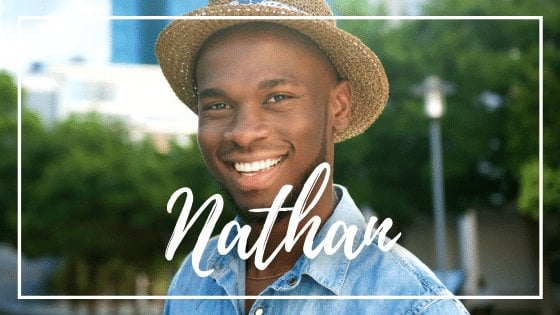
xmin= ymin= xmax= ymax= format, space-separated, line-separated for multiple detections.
xmin=156 ymin=0 xmax=389 ymax=142
xmin=194 ymin=23 xmax=351 ymax=220
xmin=155 ymin=0 xmax=389 ymax=220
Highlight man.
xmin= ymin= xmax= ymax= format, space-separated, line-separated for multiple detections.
xmin=156 ymin=0 xmax=469 ymax=314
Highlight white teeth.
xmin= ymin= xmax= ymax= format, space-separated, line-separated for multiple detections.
xmin=234 ymin=157 xmax=282 ymax=173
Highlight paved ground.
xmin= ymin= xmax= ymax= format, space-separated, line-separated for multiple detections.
xmin=0 ymin=244 xmax=162 ymax=314
xmin=0 ymin=243 xmax=65 ymax=314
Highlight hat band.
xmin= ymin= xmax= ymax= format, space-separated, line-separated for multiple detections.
xmin=228 ymin=0 xmax=306 ymax=14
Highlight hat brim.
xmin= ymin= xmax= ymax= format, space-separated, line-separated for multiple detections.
xmin=155 ymin=4 xmax=389 ymax=142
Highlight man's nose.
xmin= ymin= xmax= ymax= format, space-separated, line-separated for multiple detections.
xmin=223 ymin=105 xmax=270 ymax=148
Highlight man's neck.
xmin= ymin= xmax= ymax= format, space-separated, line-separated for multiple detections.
xmin=245 ymin=184 xmax=339 ymax=277
xmin=243 ymin=182 xmax=339 ymax=314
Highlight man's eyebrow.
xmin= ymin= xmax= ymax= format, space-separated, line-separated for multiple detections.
xmin=198 ymin=88 xmax=226 ymax=100
xmin=198 ymin=78 xmax=299 ymax=100
xmin=257 ymin=78 xmax=298 ymax=90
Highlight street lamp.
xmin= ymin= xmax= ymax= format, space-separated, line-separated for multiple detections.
xmin=414 ymin=75 xmax=453 ymax=272
xmin=424 ymin=76 xmax=446 ymax=119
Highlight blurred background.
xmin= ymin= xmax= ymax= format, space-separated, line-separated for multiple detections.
xmin=0 ymin=0 xmax=558 ymax=314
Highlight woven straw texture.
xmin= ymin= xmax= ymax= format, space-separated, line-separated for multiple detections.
xmin=155 ymin=0 xmax=389 ymax=142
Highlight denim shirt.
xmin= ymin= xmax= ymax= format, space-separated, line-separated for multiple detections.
xmin=164 ymin=185 xmax=469 ymax=315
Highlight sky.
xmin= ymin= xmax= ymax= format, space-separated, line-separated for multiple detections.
xmin=0 ymin=0 xmax=428 ymax=75
xmin=0 ymin=0 xmax=111 ymax=74
xmin=0 ymin=0 xmax=201 ymax=136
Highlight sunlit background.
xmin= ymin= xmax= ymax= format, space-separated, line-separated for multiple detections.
xmin=1 ymin=0 xmax=558 ymax=314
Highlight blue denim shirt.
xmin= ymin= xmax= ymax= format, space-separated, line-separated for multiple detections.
xmin=164 ymin=185 xmax=469 ymax=315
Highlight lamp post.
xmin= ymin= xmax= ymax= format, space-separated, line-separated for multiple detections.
xmin=415 ymin=75 xmax=452 ymax=271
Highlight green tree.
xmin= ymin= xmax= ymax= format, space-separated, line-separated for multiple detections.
xmin=20 ymin=108 xmax=235 ymax=295
xmin=333 ymin=0 xmax=551 ymax=227
xmin=422 ymin=0 xmax=558 ymax=220
xmin=333 ymin=0 xmax=558 ymax=309
xmin=0 ymin=71 xmax=17 ymax=245
xmin=22 ymin=113 xmax=175 ymax=294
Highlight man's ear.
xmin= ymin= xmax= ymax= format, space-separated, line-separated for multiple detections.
xmin=330 ymin=80 xmax=352 ymax=133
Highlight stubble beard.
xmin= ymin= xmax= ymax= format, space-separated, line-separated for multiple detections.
xmin=217 ymin=126 xmax=328 ymax=225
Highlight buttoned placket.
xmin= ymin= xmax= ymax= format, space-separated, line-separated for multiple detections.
xmin=247 ymin=272 xmax=301 ymax=315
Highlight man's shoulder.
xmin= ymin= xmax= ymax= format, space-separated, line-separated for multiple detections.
xmin=164 ymin=236 xmax=241 ymax=314
xmin=343 ymin=241 xmax=449 ymax=296
xmin=167 ymin=236 xmax=221 ymax=296
xmin=341 ymin=242 xmax=469 ymax=313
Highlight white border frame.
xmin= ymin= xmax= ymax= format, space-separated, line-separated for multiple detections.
xmin=17 ymin=15 xmax=543 ymax=300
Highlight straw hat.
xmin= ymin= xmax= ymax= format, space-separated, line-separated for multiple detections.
xmin=155 ymin=0 xmax=389 ymax=142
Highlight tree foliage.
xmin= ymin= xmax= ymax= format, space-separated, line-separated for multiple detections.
xmin=0 ymin=71 xmax=18 ymax=245
xmin=18 ymin=109 xmax=234 ymax=295
xmin=333 ymin=0 xmax=556 ymax=225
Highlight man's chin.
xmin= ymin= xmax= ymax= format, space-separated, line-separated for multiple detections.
xmin=237 ymin=206 xmax=293 ymax=225
xmin=218 ymin=184 xmax=300 ymax=225
xmin=216 ymin=151 xmax=327 ymax=225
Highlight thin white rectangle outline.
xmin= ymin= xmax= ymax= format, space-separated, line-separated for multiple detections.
xmin=17 ymin=15 xmax=543 ymax=300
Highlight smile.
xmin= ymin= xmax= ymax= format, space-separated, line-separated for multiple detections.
xmin=234 ymin=156 xmax=283 ymax=175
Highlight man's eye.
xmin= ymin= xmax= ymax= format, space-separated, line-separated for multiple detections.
xmin=265 ymin=94 xmax=290 ymax=103
xmin=206 ymin=103 xmax=229 ymax=110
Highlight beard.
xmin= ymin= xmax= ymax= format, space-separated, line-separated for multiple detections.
xmin=216 ymin=127 xmax=328 ymax=225
xmin=220 ymin=148 xmax=327 ymax=224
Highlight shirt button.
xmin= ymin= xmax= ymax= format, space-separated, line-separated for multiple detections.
xmin=288 ymin=277 xmax=297 ymax=286
xmin=255 ymin=307 xmax=264 ymax=315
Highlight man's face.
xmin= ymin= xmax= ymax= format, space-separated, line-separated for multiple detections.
xmin=195 ymin=25 xmax=345 ymax=221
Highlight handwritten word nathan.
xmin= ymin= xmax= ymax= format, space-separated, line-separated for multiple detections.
xmin=165 ymin=162 xmax=401 ymax=277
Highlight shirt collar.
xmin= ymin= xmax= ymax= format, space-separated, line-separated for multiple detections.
xmin=206 ymin=184 xmax=366 ymax=296
xmin=294 ymin=184 xmax=366 ymax=295
xmin=206 ymin=215 xmax=243 ymax=277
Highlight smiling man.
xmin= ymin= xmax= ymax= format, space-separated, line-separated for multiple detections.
xmin=156 ymin=1 xmax=469 ymax=314
xmin=195 ymin=23 xmax=344 ymax=223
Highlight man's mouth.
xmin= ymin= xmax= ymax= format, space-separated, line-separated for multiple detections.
xmin=233 ymin=156 xmax=283 ymax=176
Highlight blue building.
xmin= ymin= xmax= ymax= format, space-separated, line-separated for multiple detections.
xmin=111 ymin=0 xmax=206 ymax=64
xmin=111 ymin=0 xmax=336 ymax=65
